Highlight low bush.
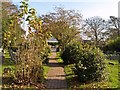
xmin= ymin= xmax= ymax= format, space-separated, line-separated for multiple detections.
xmin=75 ymin=44 xmax=106 ymax=82
xmin=61 ymin=43 xmax=82 ymax=64
xmin=62 ymin=43 xmax=107 ymax=83
xmin=104 ymin=37 xmax=120 ymax=52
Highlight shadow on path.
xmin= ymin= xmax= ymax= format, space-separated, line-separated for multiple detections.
xmin=45 ymin=52 xmax=68 ymax=89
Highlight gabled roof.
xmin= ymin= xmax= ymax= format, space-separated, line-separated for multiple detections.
xmin=47 ymin=37 xmax=58 ymax=43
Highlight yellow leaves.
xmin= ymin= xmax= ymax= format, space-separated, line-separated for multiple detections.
xmin=4 ymin=32 xmax=11 ymax=39
xmin=14 ymin=37 xmax=17 ymax=40
xmin=39 ymin=21 xmax=42 ymax=26
xmin=26 ymin=65 xmax=28 ymax=67
xmin=8 ymin=41 xmax=11 ymax=43
xmin=24 ymin=8 xmax=28 ymax=14
xmin=4 ymin=38 xmax=7 ymax=40
xmin=7 ymin=35 xmax=10 ymax=38
xmin=9 ymin=20 xmax=14 ymax=27
xmin=4 ymin=33 xmax=7 ymax=37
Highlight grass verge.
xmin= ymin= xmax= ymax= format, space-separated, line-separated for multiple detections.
xmin=43 ymin=64 xmax=49 ymax=79
xmin=105 ymin=59 xmax=119 ymax=88
xmin=56 ymin=52 xmax=63 ymax=63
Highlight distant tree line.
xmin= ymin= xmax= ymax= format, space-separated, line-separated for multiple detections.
xmin=41 ymin=7 xmax=120 ymax=52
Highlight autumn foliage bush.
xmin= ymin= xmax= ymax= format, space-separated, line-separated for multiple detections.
xmin=8 ymin=0 xmax=51 ymax=85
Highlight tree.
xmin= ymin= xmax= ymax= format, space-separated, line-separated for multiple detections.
xmin=42 ymin=7 xmax=82 ymax=51
xmin=108 ymin=16 xmax=120 ymax=39
xmin=83 ymin=16 xmax=108 ymax=46
xmin=1 ymin=1 xmax=25 ymax=61
xmin=2 ymin=1 xmax=25 ymax=48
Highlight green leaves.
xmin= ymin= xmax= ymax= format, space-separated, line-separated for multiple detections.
xmin=29 ymin=8 xmax=36 ymax=14
xmin=61 ymin=43 xmax=106 ymax=82
xmin=25 ymin=15 xmax=31 ymax=21
xmin=61 ymin=42 xmax=82 ymax=64
xmin=9 ymin=20 xmax=14 ymax=27
xmin=19 ymin=0 xmax=29 ymax=16
xmin=105 ymin=37 xmax=120 ymax=52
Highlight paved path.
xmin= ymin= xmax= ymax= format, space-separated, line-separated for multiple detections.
xmin=45 ymin=52 xmax=68 ymax=90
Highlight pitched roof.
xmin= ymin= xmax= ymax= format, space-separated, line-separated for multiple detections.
xmin=47 ymin=37 xmax=58 ymax=43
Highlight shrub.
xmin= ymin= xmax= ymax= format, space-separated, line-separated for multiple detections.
xmin=75 ymin=44 xmax=106 ymax=82
xmin=61 ymin=42 xmax=82 ymax=64
xmin=14 ymin=48 xmax=44 ymax=84
xmin=104 ymin=37 xmax=120 ymax=52
xmin=56 ymin=47 xmax=59 ymax=52
xmin=61 ymin=42 xmax=106 ymax=82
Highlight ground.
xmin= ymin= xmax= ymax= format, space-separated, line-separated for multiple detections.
xmin=45 ymin=52 xmax=68 ymax=89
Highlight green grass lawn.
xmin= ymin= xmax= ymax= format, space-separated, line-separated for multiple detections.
xmin=43 ymin=65 xmax=49 ymax=79
xmin=105 ymin=59 xmax=119 ymax=88
xmin=43 ymin=53 xmax=51 ymax=79
xmin=56 ymin=52 xmax=63 ymax=63
xmin=0 ymin=51 xmax=15 ymax=77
